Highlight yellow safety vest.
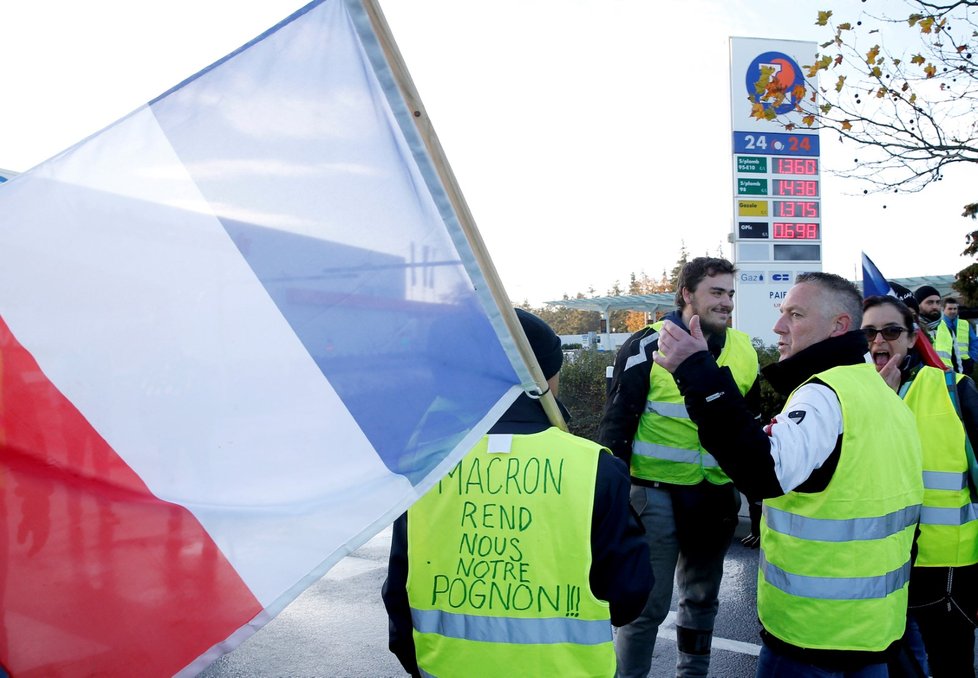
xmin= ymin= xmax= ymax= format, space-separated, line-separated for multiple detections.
xmin=901 ymin=367 xmax=978 ymax=567
xmin=407 ymin=429 xmax=614 ymax=678
xmin=934 ymin=318 xmax=971 ymax=372
xmin=630 ymin=323 xmax=757 ymax=485
xmin=758 ymin=364 xmax=923 ymax=651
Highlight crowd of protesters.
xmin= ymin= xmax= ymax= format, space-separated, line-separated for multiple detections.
xmin=384 ymin=258 xmax=977 ymax=678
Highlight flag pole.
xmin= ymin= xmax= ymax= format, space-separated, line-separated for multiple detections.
xmin=359 ymin=0 xmax=567 ymax=431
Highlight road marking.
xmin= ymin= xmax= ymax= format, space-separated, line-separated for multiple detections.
xmin=657 ymin=611 xmax=761 ymax=656
xmin=324 ymin=556 xmax=385 ymax=581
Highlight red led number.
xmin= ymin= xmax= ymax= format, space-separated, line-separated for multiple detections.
xmin=774 ymin=201 xmax=819 ymax=218
xmin=773 ymin=222 xmax=819 ymax=239
xmin=774 ymin=179 xmax=818 ymax=197
xmin=774 ymin=158 xmax=818 ymax=175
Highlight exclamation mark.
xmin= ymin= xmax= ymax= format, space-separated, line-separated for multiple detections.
xmin=566 ymin=585 xmax=580 ymax=617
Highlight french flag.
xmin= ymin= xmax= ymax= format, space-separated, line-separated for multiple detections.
xmin=0 ymin=1 xmax=538 ymax=674
xmin=862 ymin=252 xmax=945 ymax=370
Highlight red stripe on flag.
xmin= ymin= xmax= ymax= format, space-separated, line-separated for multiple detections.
xmin=0 ymin=316 xmax=262 ymax=676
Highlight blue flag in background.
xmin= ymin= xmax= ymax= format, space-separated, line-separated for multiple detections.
xmin=861 ymin=252 xmax=895 ymax=298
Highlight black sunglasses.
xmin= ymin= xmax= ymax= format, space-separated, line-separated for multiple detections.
xmin=862 ymin=326 xmax=912 ymax=341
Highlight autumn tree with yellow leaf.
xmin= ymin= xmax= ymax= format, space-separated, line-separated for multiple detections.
xmin=753 ymin=2 xmax=978 ymax=300
xmin=753 ymin=3 xmax=977 ymax=211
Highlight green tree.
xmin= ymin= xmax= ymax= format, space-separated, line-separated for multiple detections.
xmin=669 ymin=241 xmax=690 ymax=290
xmin=623 ymin=270 xmax=672 ymax=332
xmin=517 ymin=295 xmax=600 ymax=335
xmin=753 ymin=340 xmax=787 ymax=421
xmin=956 ymin=232 xmax=978 ymax=305
xmin=558 ymin=349 xmax=617 ymax=441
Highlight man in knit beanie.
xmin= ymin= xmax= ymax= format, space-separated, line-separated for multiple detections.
xmin=914 ymin=285 xmax=942 ymax=329
xmin=383 ymin=310 xmax=652 ymax=678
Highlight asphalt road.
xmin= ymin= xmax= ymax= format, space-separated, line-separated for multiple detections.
xmin=201 ymin=523 xmax=766 ymax=677
xmin=200 ymin=521 xmax=977 ymax=677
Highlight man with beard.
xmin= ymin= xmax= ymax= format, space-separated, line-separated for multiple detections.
xmin=914 ymin=285 xmax=943 ymax=334
xmin=598 ymin=257 xmax=759 ymax=678
xmin=915 ymin=285 xmax=977 ymax=374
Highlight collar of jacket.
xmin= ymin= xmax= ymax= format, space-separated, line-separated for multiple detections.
xmin=762 ymin=331 xmax=869 ymax=396
xmin=663 ymin=309 xmax=727 ymax=359
xmin=488 ymin=392 xmax=572 ymax=435
xmin=899 ymin=350 xmax=926 ymax=386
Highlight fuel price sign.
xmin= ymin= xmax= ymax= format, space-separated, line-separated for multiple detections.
xmin=730 ymin=37 xmax=822 ymax=343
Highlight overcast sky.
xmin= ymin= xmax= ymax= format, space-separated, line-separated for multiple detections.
xmin=0 ymin=0 xmax=972 ymax=304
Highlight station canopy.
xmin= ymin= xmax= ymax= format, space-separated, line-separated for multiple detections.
xmin=544 ymin=274 xmax=957 ymax=316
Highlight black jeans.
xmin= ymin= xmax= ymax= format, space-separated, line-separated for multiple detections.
xmin=908 ymin=563 xmax=978 ymax=678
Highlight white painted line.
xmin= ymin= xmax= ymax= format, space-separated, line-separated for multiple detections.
xmin=657 ymin=611 xmax=761 ymax=657
xmin=324 ymin=556 xmax=385 ymax=581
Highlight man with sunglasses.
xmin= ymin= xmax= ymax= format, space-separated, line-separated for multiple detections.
xmin=863 ymin=295 xmax=978 ymax=677
xmin=653 ymin=272 xmax=923 ymax=677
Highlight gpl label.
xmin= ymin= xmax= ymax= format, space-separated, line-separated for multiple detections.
xmin=739 ymin=271 xmax=765 ymax=283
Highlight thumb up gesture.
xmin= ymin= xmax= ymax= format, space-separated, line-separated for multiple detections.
xmin=653 ymin=316 xmax=709 ymax=373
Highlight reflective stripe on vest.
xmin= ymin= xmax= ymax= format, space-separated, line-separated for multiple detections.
xmin=645 ymin=400 xmax=688 ymax=419
xmin=920 ymin=502 xmax=978 ymax=526
xmin=630 ymin=324 xmax=757 ymax=485
xmin=764 ymin=503 xmax=920 ymax=543
xmin=760 ymin=552 xmax=911 ymax=600
xmin=901 ymin=366 xmax=978 ymax=567
xmin=934 ymin=320 xmax=969 ymax=372
xmin=411 ymin=608 xmax=613 ymax=646
xmin=923 ymin=470 xmax=967 ymax=491
xmin=758 ymin=363 xmax=923 ymax=652
xmin=632 ymin=440 xmax=721 ymax=469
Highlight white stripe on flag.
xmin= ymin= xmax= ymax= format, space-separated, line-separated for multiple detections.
xmin=0 ymin=105 xmax=415 ymax=607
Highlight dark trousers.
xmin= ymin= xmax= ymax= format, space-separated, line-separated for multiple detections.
xmin=909 ymin=563 xmax=978 ymax=678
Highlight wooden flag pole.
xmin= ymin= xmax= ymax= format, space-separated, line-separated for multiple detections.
xmin=359 ymin=0 xmax=568 ymax=432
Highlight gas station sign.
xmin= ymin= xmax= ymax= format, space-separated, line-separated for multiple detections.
xmin=729 ymin=37 xmax=821 ymax=344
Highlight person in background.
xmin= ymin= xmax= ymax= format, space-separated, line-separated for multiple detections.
xmin=382 ymin=309 xmax=652 ymax=678
xmin=939 ymin=297 xmax=977 ymax=375
xmin=914 ymin=285 xmax=943 ymax=338
xmin=863 ymin=295 xmax=978 ymax=678
xmin=913 ymin=286 xmax=978 ymax=374
xmin=653 ymin=272 xmax=923 ymax=677
xmin=598 ymin=257 xmax=759 ymax=678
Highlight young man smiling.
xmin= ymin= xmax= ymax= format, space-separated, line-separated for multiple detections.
xmin=598 ymin=257 xmax=759 ymax=678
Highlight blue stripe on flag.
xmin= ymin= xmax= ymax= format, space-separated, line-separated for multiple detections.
xmin=220 ymin=220 xmax=517 ymax=482
xmin=147 ymin=0 xmax=519 ymax=483
xmin=862 ymin=253 xmax=894 ymax=298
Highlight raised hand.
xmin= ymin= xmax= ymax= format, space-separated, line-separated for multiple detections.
xmin=653 ymin=315 xmax=709 ymax=373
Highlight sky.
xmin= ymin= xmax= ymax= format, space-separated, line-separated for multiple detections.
xmin=0 ymin=0 xmax=973 ymax=305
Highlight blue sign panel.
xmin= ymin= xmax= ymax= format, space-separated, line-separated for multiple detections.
xmin=732 ymin=131 xmax=819 ymax=157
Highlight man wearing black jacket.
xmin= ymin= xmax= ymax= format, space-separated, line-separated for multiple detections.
xmin=653 ymin=272 xmax=923 ymax=677
xmin=382 ymin=309 xmax=652 ymax=677
xmin=599 ymin=257 xmax=760 ymax=678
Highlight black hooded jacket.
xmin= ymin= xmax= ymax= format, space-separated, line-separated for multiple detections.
xmin=381 ymin=394 xmax=653 ymax=677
